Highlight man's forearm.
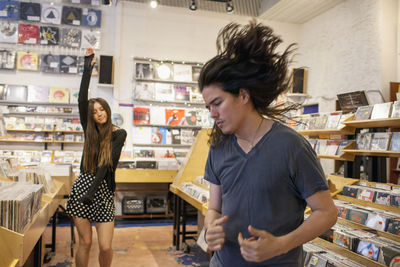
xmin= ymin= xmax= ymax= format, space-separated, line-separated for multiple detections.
xmin=204 ymin=208 xmax=222 ymax=229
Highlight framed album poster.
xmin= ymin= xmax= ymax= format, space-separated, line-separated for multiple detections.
xmin=0 ymin=22 xmax=18 ymax=43
xmin=17 ymin=51 xmax=39 ymax=71
xmin=41 ymin=4 xmax=62 ymax=25
xmin=18 ymin=24 xmax=39 ymax=45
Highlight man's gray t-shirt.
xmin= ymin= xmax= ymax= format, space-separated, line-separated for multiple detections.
xmin=204 ymin=121 xmax=328 ymax=266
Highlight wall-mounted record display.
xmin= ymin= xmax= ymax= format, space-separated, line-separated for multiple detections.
xmin=40 ymin=54 xmax=60 ymax=73
xmin=17 ymin=51 xmax=39 ymax=71
xmin=18 ymin=24 xmax=39 ymax=44
xmin=62 ymin=6 xmax=82 ymax=26
xmin=0 ymin=22 xmax=18 ymax=44
xmin=60 ymin=55 xmax=78 ymax=74
xmin=82 ymin=8 xmax=101 ymax=27
xmin=0 ymin=50 xmax=16 ymax=70
xmin=0 ymin=1 xmax=20 ymax=20
xmin=81 ymin=29 xmax=100 ymax=49
xmin=41 ymin=4 xmax=62 ymax=25
xmin=39 ymin=26 xmax=59 ymax=45
xmin=20 ymin=2 xmax=41 ymax=22
xmin=61 ymin=28 xmax=81 ymax=48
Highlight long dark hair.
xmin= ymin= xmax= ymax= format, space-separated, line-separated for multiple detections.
xmin=83 ymin=97 xmax=113 ymax=173
xmin=199 ymin=20 xmax=299 ymax=147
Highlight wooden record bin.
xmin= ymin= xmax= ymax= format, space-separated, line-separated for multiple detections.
xmin=170 ymin=128 xmax=211 ymax=215
xmin=0 ymin=179 xmax=64 ymax=267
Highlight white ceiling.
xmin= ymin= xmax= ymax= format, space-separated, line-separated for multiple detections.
xmin=123 ymin=0 xmax=345 ymax=24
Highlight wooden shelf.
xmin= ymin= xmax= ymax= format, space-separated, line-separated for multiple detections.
xmin=318 ymin=154 xmax=355 ymax=161
xmin=298 ymin=127 xmax=355 ymax=136
xmin=6 ymin=129 xmax=83 ymax=133
xmin=343 ymin=118 xmax=400 ymax=128
xmin=341 ymin=149 xmax=400 ymax=157
xmin=115 ymin=169 xmax=177 ymax=183
xmin=335 ymin=194 xmax=400 ymax=214
xmin=116 ymin=213 xmax=173 ymax=219
xmin=132 ymin=143 xmax=192 ymax=148
xmin=133 ymin=124 xmax=201 ymax=129
xmin=0 ymin=139 xmax=83 ymax=144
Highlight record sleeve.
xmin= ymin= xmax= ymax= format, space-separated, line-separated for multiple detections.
xmin=18 ymin=24 xmax=39 ymax=44
xmin=391 ymin=101 xmax=400 ymax=118
xmin=374 ymin=191 xmax=391 ymax=206
xmin=390 ymin=132 xmax=400 ymax=151
xmin=190 ymin=86 xmax=203 ymax=103
xmin=17 ymin=51 xmax=39 ymax=71
xmin=41 ymin=4 xmax=62 ymax=25
xmin=370 ymin=102 xmax=392 ymax=120
xmin=325 ymin=140 xmax=340 ymax=155
xmin=151 ymin=127 xmax=167 ymax=144
xmin=0 ymin=50 xmax=16 ymax=69
xmin=0 ymin=1 xmax=19 ymax=20
xmin=82 ymin=9 xmax=101 ymax=27
xmin=337 ymin=112 xmax=353 ymax=128
xmin=370 ymin=132 xmax=391 ymax=151
xmin=174 ymin=85 xmax=190 ymax=101
xmin=149 ymin=106 xmax=165 ymax=125
xmin=173 ymin=64 xmax=192 ymax=82
xmin=39 ymin=26 xmax=59 ymax=45
xmin=354 ymin=105 xmax=373 ymax=121
xmin=40 ymin=54 xmax=60 ymax=73
xmin=356 ymin=132 xmax=372 ymax=150
xmin=20 ymin=2 xmax=41 ymax=22
xmin=341 ymin=185 xmax=360 ymax=198
xmin=0 ymin=22 xmax=18 ymax=43
xmin=170 ymin=128 xmax=181 ymax=144
xmin=134 ymin=148 xmax=155 ymax=158
xmin=154 ymin=63 xmax=173 ymax=80
xmin=314 ymin=113 xmax=328 ymax=129
xmin=357 ymin=188 xmax=376 ymax=202
xmin=62 ymin=6 xmax=82 ymax=26
xmin=81 ymin=29 xmax=100 ymax=49
xmin=192 ymin=66 xmax=202 ymax=82
xmin=165 ymin=108 xmax=186 ymax=126
xmin=336 ymin=140 xmax=351 ymax=155
xmin=155 ymin=83 xmax=174 ymax=101
xmin=27 ymin=86 xmax=49 ymax=103
xmin=5 ymin=85 xmax=27 ymax=101
xmin=324 ymin=113 xmax=342 ymax=129
xmin=346 ymin=208 xmax=368 ymax=224
xmin=61 ymin=28 xmax=81 ymax=48
xmin=136 ymin=62 xmax=154 ymax=79
xmin=185 ymin=109 xmax=198 ymax=126
xmin=69 ymin=88 xmax=79 ymax=104
xmin=134 ymin=82 xmax=154 ymax=100
xmin=132 ymin=126 xmax=152 ymax=144
xmin=60 ymin=55 xmax=78 ymax=74
xmin=49 ymin=87 xmax=69 ymax=103
xmin=133 ymin=107 xmax=150 ymax=125
xmin=356 ymin=240 xmax=380 ymax=261
xmin=180 ymin=129 xmax=194 ymax=145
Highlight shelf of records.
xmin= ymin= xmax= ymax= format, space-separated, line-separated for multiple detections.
xmin=133 ymin=58 xmax=204 ymax=104
xmin=0 ymin=48 xmax=100 ymax=73
xmin=343 ymin=101 xmax=400 ymax=128
xmin=307 ymin=139 xmax=356 ymax=161
xmin=293 ymin=111 xmax=356 ymax=136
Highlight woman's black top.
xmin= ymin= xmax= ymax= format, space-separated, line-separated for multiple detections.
xmin=79 ymin=54 xmax=127 ymax=200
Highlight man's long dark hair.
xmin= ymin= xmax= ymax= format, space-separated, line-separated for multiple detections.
xmin=83 ymin=98 xmax=113 ymax=173
xmin=199 ymin=20 xmax=299 ymax=147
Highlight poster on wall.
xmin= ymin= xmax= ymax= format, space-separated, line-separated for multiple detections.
xmin=41 ymin=4 xmax=62 ymax=25
xmin=0 ymin=22 xmax=18 ymax=43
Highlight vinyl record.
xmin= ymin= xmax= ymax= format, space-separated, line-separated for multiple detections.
xmin=0 ymin=50 xmax=16 ymax=70
xmin=0 ymin=1 xmax=20 ymax=20
xmin=82 ymin=8 xmax=101 ymax=27
xmin=40 ymin=54 xmax=60 ymax=73
xmin=0 ymin=22 xmax=18 ymax=44
xmin=41 ymin=4 xmax=62 ymax=25
xmin=60 ymin=55 xmax=78 ymax=74
xmin=39 ymin=26 xmax=59 ymax=45
xmin=61 ymin=28 xmax=81 ymax=48
xmin=18 ymin=24 xmax=39 ymax=45
xmin=20 ymin=2 xmax=41 ymax=22
xmin=62 ymin=6 xmax=82 ymax=26
xmin=112 ymin=113 xmax=124 ymax=127
xmin=17 ymin=51 xmax=39 ymax=71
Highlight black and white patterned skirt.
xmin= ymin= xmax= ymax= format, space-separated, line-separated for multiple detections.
xmin=66 ymin=172 xmax=115 ymax=222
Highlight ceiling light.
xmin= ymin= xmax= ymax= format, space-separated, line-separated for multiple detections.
xmin=226 ymin=0 xmax=234 ymax=13
xmin=189 ymin=0 xmax=197 ymax=11
xmin=150 ymin=0 xmax=159 ymax=8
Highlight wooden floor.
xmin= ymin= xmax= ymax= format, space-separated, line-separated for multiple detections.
xmin=42 ymin=223 xmax=208 ymax=267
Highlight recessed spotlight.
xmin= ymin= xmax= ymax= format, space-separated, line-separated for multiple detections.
xmin=150 ymin=0 xmax=159 ymax=8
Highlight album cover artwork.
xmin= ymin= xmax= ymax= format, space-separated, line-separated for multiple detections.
xmin=20 ymin=2 xmax=41 ymax=22
xmin=39 ymin=26 xmax=59 ymax=45
xmin=325 ymin=140 xmax=340 ymax=155
xmin=41 ymin=4 xmax=62 ymax=25
xmin=82 ymin=8 xmax=102 ymax=27
xmin=134 ymin=148 xmax=155 ymax=158
xmin=365 ymin=212 xmax=388 ymax=231
xmin=62 ymin=6 xmax=82 ymax=26
xmin=135 ymin=82 xmax=154 ymax=100
xmin=356 ymin=132 xmax=372 ymax=150
xmin=27 ymin=86 xmax=49 ymax=103
xmin=149 ymin=106 xmax=165 ymax=125
xmin=390 ymin=194 xmax=400 ymax=207
xmin=0 ymin=1 xmax=19 ymax=20
xmin=354 ymin=105 xmax=373 ymax=121
xmin=40 ymin=54 xmax=60 ymax=73
xmin=370 ymin=102 xmax=392 ymax=120
xmin=370 ymin=132 xmax=391 ymax=151
xmin=153 ymin=63 xmax=172 ymax=80
xmin=391 ymin=101 xmax=400 ymax=118
xmin=180 ymin=129 xmax=194 ymax=145
xmin=379 ymin=246 xmax=400 ymax=267
xmin=5 ymin=84 xmax=27 ymax=101
xmin=346 ymin=208 xmax=369 ymax=224
xmin=133 ymin=107 xmax=150 ymax=125
xmin=69 ymin=88 xmax=79 ymax=104
xmin=77 ymin=56 xmax=97 ymax=74
xmin=0 ymin=22 xmax=18 ymax=43
xmin=332 ymin=231 xmax=354 ymax=250
xmin=165 ymin=108 xmax=186 ymax=126
xmin=154 ymin=83 xmax=174 ymax=101
xmin=325 ymin=113 xmax=342 ymax=129
xmin=357 ymin=188 xmax=376 ymax=202
xmin=61 ymin=28 xmax=81 ymax=48
xmin=151 ymin=127 xmax=167 ymax=144
xmin=136 ymin=62 xmax=154 ymax=79
xmin=190 ymin=87 xmax=203 ymax=103
xmin=341 ymin=185 xmax=360 ymax=198
xmin=81 ymin=29 xmax=100 ymax=49
xmin=174 ymin=85 xmax=190 ymax=101
xmin=49 ymin=87 xmax=69 ymax=103
xmin=192 ymin=66 xmax=202 ymax=82
xmin=386 ymin=218 xmax=400 ymax=235
xmin=390 ymin=132 xmax=400 ymax=151
xmin=314 ymin=113 xmax=328 ymax=129
xmin=60 ymin=55 xmax=78 ymax=74
xmin=356 ymin=240 xmax=380 ymax=261
xmin=170 ymin=128 xmax=181 ymax=145
xmin=132 ymin=126 xmax=152 ymax=144
xmin=173 ymin=64 xmax=192 ymax=82
xmin=336 ymin=140 xmax=351 ymax=155
xmin=185 ymin=110 xmax=198 ymax=126
xmin=17 ymin=51 xmax=39 ymax=71
xmin=374 ymin=191 xmax=391 ymax=206
xmin=0 ymin=50 xmax=16 ymax=69
xmin=18 ymin=24 xmax=39 ymax=44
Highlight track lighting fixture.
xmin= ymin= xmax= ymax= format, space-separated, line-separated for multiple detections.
xmin=189 ymin=0 xmax=197 ymax=11
xmin=226 ymin=0 xmax=234 ymax=13
xmin=150 ymin=0 xmax=159 ymax=8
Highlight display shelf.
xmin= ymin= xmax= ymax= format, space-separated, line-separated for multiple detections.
xmin=0 ymin=180 xmax=64 ymax=267
xmin=318 ymin=154 xmax=355 ymax=161
xmin=135 ymin=78 xmax=198 ymax=86
xmin=343 ymin=118 xmax=400 ymax=128
xmin=115 ymin=213 xmax=173 ymax=219
xmin=133 ymin=143 xmax=192 ymax=148
xmin=5 ymin=112 xmax=79 ymax=117
xmin=341 ymin=149 xmax=400 ymax=157
xmin=311 ymin=238 xmax=385 ymax=266
xmin=297 ymin=127 xmax=355 ymax=136
xmin=6 ymin=129 xmax=83 ymax=134
xmin=133 ymin=123 xmax=202 ymax=129
xmin=115 ymin=169 xmax=177 ymax=183
xmin=0 ymin=139 xmax=83 ymax=144
xmin=133 ymin=98 xmax=204 ymax=106
xmin=325 ymin=175 xmax=359 ymax=197
xmin=0 ymin=101 xmax=78 ymax=107
xmin=335 ymin=194 xmax=400 ymax=215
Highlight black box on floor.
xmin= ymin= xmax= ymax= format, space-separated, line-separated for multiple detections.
xmin=122 ymin=196 xmax=145 ymax=214
xmin=146 ymin=194 xmax=167 ymax=213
